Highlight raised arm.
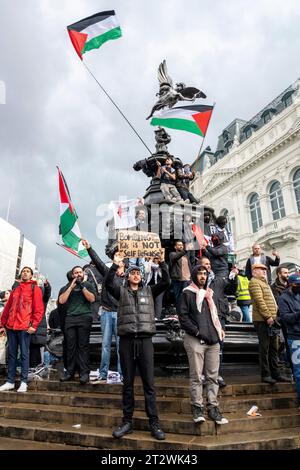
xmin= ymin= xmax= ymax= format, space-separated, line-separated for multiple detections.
xmin=151 ymin=251 xmax=171 ymax=298
xmin=104 ymin=252 xmax=124 ymax=301
xmin=82 ymin=239 xmax=108 ymax=277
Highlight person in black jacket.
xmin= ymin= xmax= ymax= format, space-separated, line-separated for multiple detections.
xmin=197 ymin=256 xmax=238 ymax=387
xmin=278 ymin=273 xmax=300 ymax=407
xmin=201 ymin=233 xmax=229 ymax=279
xmin=245 ymin=244 xmax=280 ymax=284
xmin=81 ymin=239 xmax=123 ymax=382
xmin=29 ymin=279 xmax=52 ymax=369
xmin=179 ymin=265 xmax=228 ymax=425
xmin=169 ymin=240 xmax=192 ymax=316
xmin=105 ymin=251 xmax=170 ymax=441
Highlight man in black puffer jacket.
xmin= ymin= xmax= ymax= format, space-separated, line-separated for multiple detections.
xmin=179 ymin=265 xmax=228 ymax=425
xmin=105 ymin=251 xmax=170 ymax=441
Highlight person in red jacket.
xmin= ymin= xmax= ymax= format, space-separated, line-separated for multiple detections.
xmin=0 ymin=267 xmax=44 ymax=393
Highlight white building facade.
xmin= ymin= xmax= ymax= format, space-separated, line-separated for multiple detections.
xmin=0 ymin=217 xmax=37 ymax=290
xmin=191 ymin=79 xmax=300 ymax=275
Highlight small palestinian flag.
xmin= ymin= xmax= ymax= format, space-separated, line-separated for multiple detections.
xmin=57 ymin=166 xmax=88 ymax=259
xmin=150 ymin=105 xmax=213 ymax=137
xmin=67 ymin=10 xmax=122 ymax=60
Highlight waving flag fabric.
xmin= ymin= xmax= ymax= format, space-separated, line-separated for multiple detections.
xmin=150 ymin=105 xmax=213 ymax=137
xmin=67 ymin=10 xmax=122 ymax=60
xmin=57 ymin=166 xmax=88 ymax=259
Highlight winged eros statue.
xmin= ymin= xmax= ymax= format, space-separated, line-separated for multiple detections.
xmin=146 ymin=60 xmax=206 ymax=120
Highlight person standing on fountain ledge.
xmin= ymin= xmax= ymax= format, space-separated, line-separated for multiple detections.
xmin=156 ymin=156 xmax=182 ymax=202
xmin=105 ymin=250 xmax=171 ymax=441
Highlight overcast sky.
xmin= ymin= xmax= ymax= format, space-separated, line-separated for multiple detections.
xmin=1 ymin=0 xmax=300 ymax=295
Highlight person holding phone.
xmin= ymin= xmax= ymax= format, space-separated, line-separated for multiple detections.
xmin=58 ymin=266 xmax=96 ymax=384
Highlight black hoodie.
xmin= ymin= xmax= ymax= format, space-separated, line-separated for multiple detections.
xmin=179 ymin=266 xmax=219 ymax=345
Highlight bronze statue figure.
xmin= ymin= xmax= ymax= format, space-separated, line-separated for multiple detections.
xmin=146 ymin=60 xmax=206 ymax=120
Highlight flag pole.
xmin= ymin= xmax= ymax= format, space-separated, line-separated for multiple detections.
xmin=193 ymin=102 xmax=216 ymax=169
xmin=82 ymin=61 xmax=152 ymax=155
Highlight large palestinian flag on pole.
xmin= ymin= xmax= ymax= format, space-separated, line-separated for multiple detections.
xmin=57 ymin=167 xmax=88 ymax=259
xmin=67 ymin=10 xmax=122 ymax=60
xmin=150 ymin=105 xmax=213 ymax=137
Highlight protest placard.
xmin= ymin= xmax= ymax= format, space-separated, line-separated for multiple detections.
xmin=118 ymin=230 xmax=161 ymax=258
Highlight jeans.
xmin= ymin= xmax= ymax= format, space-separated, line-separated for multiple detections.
xmin=6 ymin=329 xmax=31 ymax=384
xmin=288 ymin=338 xmax=300 ymax=405
xmin=99 ymin=310 xmax=122 ymax=379
xmin=172 ymin=280 xmax=190 ymax=314
xmin=240 ymin=305 xmax=251 ymax=322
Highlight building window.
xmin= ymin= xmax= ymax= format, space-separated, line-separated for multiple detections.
xmin=244 ymin=126 xmax=252 ymax=139
xmin=262 ymin=111 xmax=271 ymax=124
xmin=293 ymin=168 xmax=300 ymax=213
xmin=282 ymin=92 xmax=293 ymax=108
xmin=269 ymin=181 xmax=286 ymax=220
xmin=249 ymin=193 xmax=263 ymax=233
xmin=223 ymin=131 xmax=229 ymax=143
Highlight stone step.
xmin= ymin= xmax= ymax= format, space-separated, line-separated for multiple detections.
xmin=31 ymin=378 xmax=296 ymax=398
xmin=0 ymin=418 xmax=191 ymax=450
xmin=0 ymin=386 xmax=297 ymax=418
xmin=1 ymin=400 xmax=299 ymax=437
xmin=0 ymin=386 xmax=297 ymax=414
xmin=190 ymin=427 xmax=300 ymax=450
xmin=0 ymin=437 xmax=91 ymax=450
xmin=0 ymin=416 xmax=299 ymax=450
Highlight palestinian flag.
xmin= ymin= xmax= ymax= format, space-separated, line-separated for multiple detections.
xmin=67 ymin=10 xmax=122 ymax=60
xmin=57 ymin=167 xmax=88 ymax=259
xmin=150 ymin=105 xmax=213 ymax=137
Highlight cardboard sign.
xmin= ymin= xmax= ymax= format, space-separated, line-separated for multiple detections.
xmin=118 ymin=230 xmax=161 ymax=258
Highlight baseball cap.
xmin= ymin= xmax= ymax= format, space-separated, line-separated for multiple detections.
xmin=126 ymin=266 xmax=142 ymax=276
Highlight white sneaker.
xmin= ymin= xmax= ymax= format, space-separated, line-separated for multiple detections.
xmin=216 ymin=417 xmax=229 ymax=425
xmin=0 ymin=382 xmax=15 ymax=392
xmin=17 ymin=382 xmax=27 ymax=393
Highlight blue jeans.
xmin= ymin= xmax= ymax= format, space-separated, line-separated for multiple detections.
xmin=288 ymin=338 xmax=300 ymax=405
xmin=172 ymin=280 xmax=190 ymax=314
xmin=6 ymin=329 xmax=31 ymax=384
xmin=240 ymin=305 xmax=251 ymax=322
xmin=99 ymin=310 xmax=122 ymax=379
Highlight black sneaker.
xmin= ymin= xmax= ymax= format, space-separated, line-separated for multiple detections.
xmin=272 ymin=375 xmax=290 ymax=383
xmin=80 ymin=375 xmax=89 ymax=385
xmin=150 ymin=423 xmax=166 ymax=440
xmin=262 ymin=376 xmax=277 ymax=385
xmin=112 ymin=422 xmax=133 ymax=439
xmin=191 ymin=405 xmax=206 ymax=423
xmin=208 ymin=406 xmax=228 ymax=425
xmin=60 ymin=374 xmax=74 ymax=382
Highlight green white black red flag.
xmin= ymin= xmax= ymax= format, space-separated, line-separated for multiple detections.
xmin=57 ymin=166 xmax=88 ymax=259
xmin=67 ymin=10 xmax=122 ymax=60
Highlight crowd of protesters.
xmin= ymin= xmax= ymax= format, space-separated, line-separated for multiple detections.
xmin=0 ymin=210 xmax=300 ymax=440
